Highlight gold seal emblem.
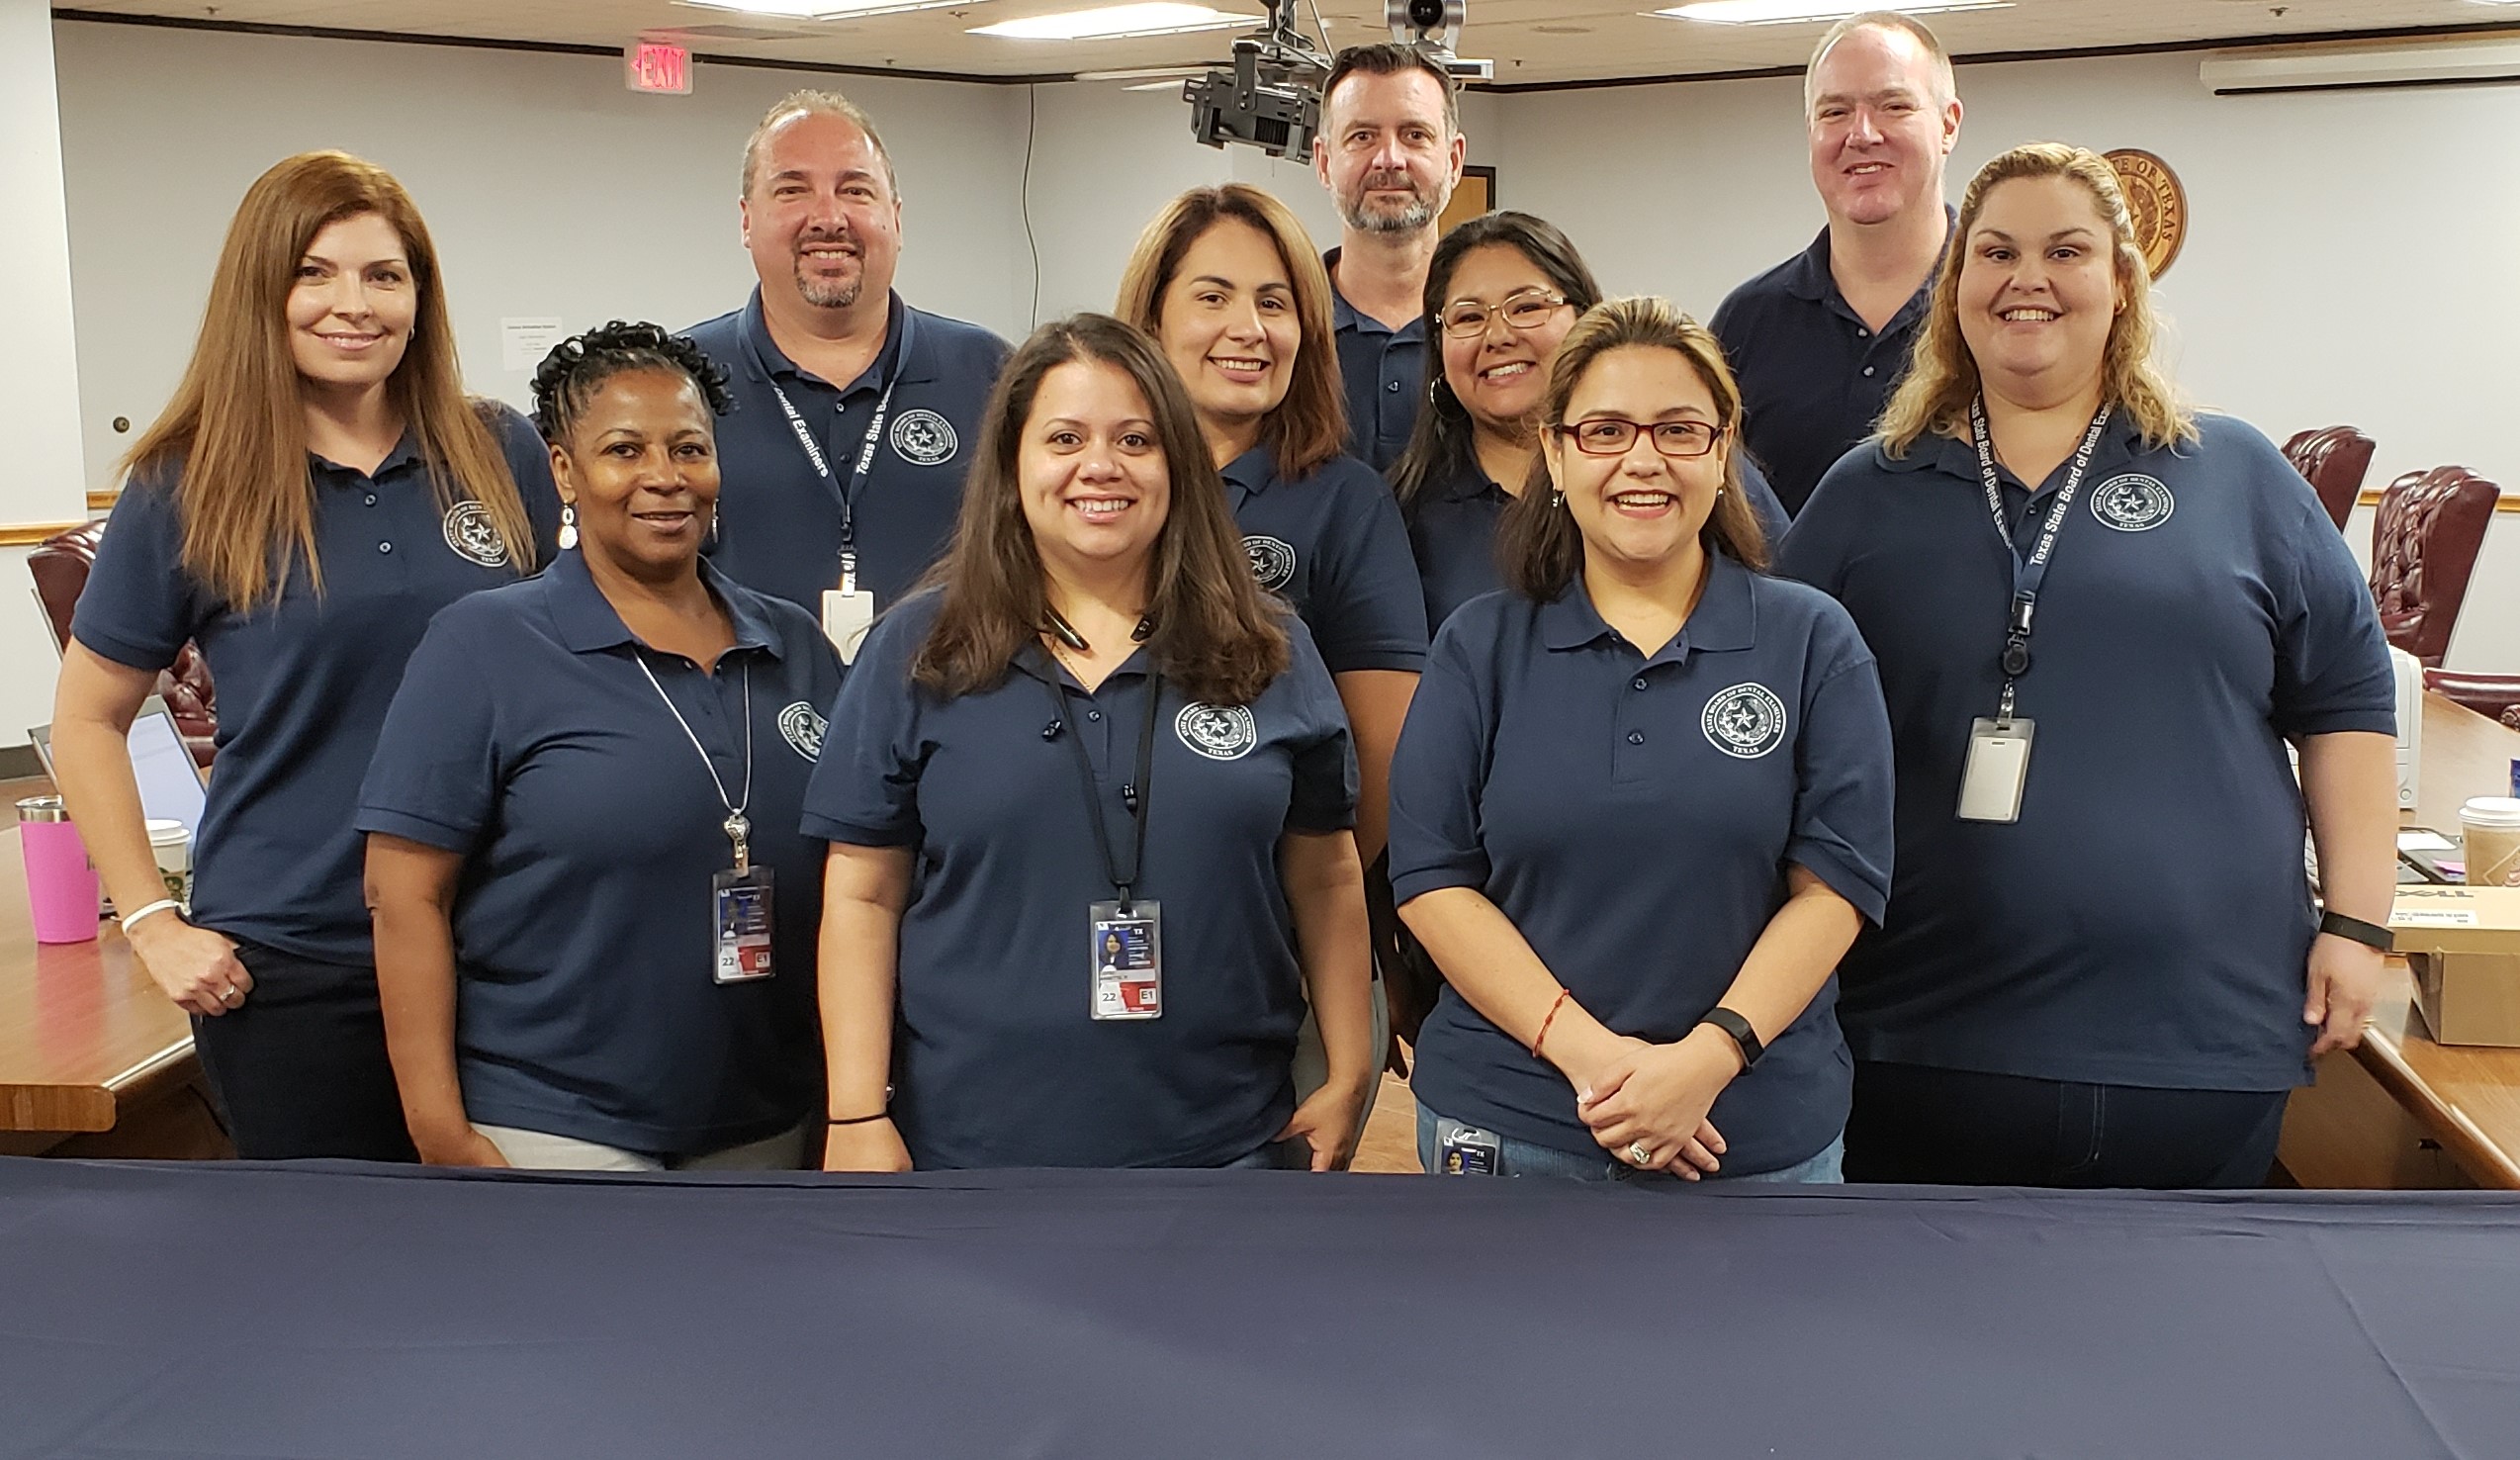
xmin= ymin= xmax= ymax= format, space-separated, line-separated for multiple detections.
xmin=2104 ymin=148 xmax=2187 ymax=280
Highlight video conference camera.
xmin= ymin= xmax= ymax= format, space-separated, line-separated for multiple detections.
xmin=1185 ymin=0 xmax=1485 ymax=160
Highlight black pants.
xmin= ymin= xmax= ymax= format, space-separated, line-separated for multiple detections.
xmin=190 ymin=939 xmax=417 ymax=1162
xmin=1844 ymin=1060 xmax=2288 ymax=1189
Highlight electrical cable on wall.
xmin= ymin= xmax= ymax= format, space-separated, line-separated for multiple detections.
xmin=1022 ymin=83 xmax=1041 ymax=328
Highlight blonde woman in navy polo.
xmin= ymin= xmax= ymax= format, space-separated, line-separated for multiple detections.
xmin=1391 ymin=298 xmax=1894 ymax=1184
xmin=1777 ymin=143 xmax=2398 ymax=1187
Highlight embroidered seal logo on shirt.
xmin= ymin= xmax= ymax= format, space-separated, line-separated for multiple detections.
xmin=1242 ymin=535 xmax=1297 ymax=592
xmin=1701 ymin=683 xmax=1788 ymax=760
xmin=441 ymin=501 xmax=509 ymax=568
xmin=1176 ymin=703 xmax=1258 ymax=761
xmin=889 ymin=410 xmax=957 ymax=467
xmin=777 ymin=701 xmax=827 ymax=762
xmin=2090 ymin=473 xmax=2175 ymax=532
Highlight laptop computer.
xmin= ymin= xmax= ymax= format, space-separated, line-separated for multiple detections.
xmin=29 ymin=696 xmax=210 ymax=837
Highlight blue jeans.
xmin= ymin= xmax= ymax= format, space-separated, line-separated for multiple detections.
xmin=1416 ymin=1101 xmax=1844 ymax=1185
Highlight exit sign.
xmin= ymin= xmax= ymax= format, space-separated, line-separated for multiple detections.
xmin=626 ymin=41 xmax=691 ymax=95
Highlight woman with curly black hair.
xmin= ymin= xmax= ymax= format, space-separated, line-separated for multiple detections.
xmin=357 ymin=320 xmax=845 ymax=1169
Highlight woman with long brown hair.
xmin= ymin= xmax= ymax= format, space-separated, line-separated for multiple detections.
xmin=1391 ymin=297 xmax=1892 ymax=1186
xmin=51 ymin=151 xmax=558 ymax=1160
xmin=1777 ymin=142 xmax=2396 ymax=1187
xmin=806 ymin=314 xmax=1376 ymax=1171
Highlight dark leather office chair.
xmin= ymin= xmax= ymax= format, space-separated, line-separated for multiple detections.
xmin=28 ymin=520 xmax=219 ymax=767
xmin=2424 ymin=668 xmax=2520 ymax=728
xmin=2369 ymin=466 xmax=2499 ymax=668
xmin=2283 ymin=425 xmax=2376 ymax=531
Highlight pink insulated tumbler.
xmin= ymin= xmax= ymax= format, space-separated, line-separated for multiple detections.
xmin=19 ymin=796 xmax=101 ymax=945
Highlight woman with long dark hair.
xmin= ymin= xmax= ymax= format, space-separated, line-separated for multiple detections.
xmin=51 ymin=151 xmax=557 ymax=1159
xmin=808 ymin=315 xmax=1376 ymax=1171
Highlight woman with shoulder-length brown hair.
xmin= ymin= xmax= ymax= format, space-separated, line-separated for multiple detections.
xmin=1390 ymin=297 xmax=1893 ymax=1187
xmin=804 ymin=313 xmax=1376 ymax=1172
xmin=1777 ymin=142 xmax=2396 ymax=1188
xmin=50 ymin=150 xmax=560 ymax=1160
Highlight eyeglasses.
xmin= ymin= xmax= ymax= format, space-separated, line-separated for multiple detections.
xmin=1438 ymin=290 xmax=1571 ymax=339
xmin=1551 ymin=417 xmax=1725 ymax=459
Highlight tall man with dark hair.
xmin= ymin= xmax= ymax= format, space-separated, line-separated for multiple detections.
xmin=1711 ymin=13 xmax=1962 ymax=517
xmin=688 ymin=90 xmax=1009 ymax=644
xmin=1313 ymin=44 xmax=1466 ymax=472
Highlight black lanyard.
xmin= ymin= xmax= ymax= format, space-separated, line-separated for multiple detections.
xmin=1968 ymin=398 xmax=2113 ymax=722
xmin=1040 ymin=665 xmax=1162 ymax=913
xmin=746 ymin=315 xmax=901 ymax=592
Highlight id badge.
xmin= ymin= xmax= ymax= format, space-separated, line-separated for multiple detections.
xmin=1435 ymin=1118 xmax=1500 ymax=1176
xmin=820 ymin=589 xmax=875 ymax=665
xmin=712 ymin=867 xmax=775 ymax=983
xmin=1090 ymin=900 xmax=1161 ymax=1020
xmin=1957 ymin=717 xmax=2036 ymax=824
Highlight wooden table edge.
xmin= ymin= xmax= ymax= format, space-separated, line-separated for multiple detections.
xmin=2353 ymin=1027 xmax=2520 ymax=1190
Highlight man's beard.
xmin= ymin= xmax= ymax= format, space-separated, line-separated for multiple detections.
xmin=794 ymin=238 xmax=862 ymax=309
xmin=1340 ymin=175 xmax=1440 ymax=234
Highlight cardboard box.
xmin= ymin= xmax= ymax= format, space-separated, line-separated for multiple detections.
xmin=2390 ymin=886 xmax=2520 ymax=1047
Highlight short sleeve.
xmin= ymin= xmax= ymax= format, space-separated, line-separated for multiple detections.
xmin=798 ymin=603 xmax=929 ymax=847
xmin=1305 ymin=461 xmax=1430 ymax=674
xmin=1783 ymin=607 xmax=1895 ymax=926
xmin=1281 ymin=620 xmax=1359 ymax=834
xmin=1773 ymin=452 xmax=1873 ymax=597
xmin=70 ymin=475 xmax=210 ymax=673
xmin=1738 ymin=455 xmax=1791 ymax=547
xmin=483 ymin=402 xmax=565 ymax=558
xmin=2272 ymin=494 xmax=2396 ymax=739
xmin=1386 ymin=613 xmax=1494 ymax=904
xmin=355 ymin=609 xmax=502 ymax=854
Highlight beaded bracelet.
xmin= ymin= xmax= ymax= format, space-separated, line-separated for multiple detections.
xmin=1530 ymin=987 xmax=1574 ymax=1058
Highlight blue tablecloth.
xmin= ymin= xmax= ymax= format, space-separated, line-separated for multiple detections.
xmin=4 ymin=1158 xmax=2516 ymax=1458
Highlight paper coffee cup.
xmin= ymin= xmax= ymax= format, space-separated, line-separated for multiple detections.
xmin=144 ymin=818 xmax=192 ymax=909
xmin=2459 ymin=797 xmax=2520 ymax=887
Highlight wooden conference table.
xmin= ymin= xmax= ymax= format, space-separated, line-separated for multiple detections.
xmin=2280 ymin=691 xmax=2520 ymax=1189
xmin=2 ymin=698 xmax=2516 ymax=1181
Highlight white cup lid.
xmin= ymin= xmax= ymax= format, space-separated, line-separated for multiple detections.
xmin=2460 ymin=796 xmax=2520 ymax=828
xmin=143 ymin=818 xmax=191 ymax=844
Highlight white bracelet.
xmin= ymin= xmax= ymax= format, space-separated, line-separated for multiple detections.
xmin=119 ymin=899 xmax=183 ymax=934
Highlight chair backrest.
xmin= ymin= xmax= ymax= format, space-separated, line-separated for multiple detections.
xmin=26 ymin=520 xmax=220 ymax=768
xmin=2369 ymin=465 xmax=2500 ymax=667
xmin=2283 ymin=425 xmax=2377 ymax=531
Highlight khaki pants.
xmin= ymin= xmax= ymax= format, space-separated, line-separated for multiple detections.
xmin=475 ymin=1120 xmax=812 ymax=1172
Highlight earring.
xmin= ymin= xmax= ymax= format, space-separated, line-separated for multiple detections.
xmin=1550 ymin=490 xmax=1566 ymax=508
xmin=557 ymin=502 xmax=578 ymax=550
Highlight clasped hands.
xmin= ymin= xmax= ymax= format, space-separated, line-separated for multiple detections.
xmin=1569 ymin=1026 xmax=1740 ymax=1180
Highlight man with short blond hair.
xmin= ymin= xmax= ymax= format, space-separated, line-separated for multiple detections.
xmin=1712 ymin=12 xmax=1963 ymax=516
xmin=688 ymin=89 xmax=1008 ymax=624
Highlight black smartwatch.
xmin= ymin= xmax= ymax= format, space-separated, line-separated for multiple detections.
xmin=2318 ymin=908 xmax=2394 ymax=955
xmin=1697 ymin=1006 xmax=1765 ymax=1071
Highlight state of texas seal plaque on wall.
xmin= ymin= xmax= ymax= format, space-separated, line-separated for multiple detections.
xmin=2104 ymin=148 xmax=2188 ymax=280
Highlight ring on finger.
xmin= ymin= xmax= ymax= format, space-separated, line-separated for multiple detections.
xmin=1627 ymin=1141 xmax=1652 ymax=1166
xmin=219 ymin=985 xmax=240 ymax=1002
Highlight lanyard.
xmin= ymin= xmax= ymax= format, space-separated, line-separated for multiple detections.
xmin=1039 ymin=664 xmax=1162 ymax=914
xmin=1968 ymin=398 xmax=2113 ymax=723
xmin=767 ymin=377 xmax=896 ymax=594
xmin=637 ymin=655 xmax=757 ymax=872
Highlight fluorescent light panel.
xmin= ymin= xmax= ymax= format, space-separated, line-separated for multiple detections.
xmin=1659 ymin=0 xmax=2010 ymax=25
xmin=971 ymin=4 xmax=1259 ymax=41
xmin=673 ymin=0 xmax=958 ymax=19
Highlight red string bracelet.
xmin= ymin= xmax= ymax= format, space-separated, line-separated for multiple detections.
xmin=1531 ymin=988 xmax=1573 ymax=1058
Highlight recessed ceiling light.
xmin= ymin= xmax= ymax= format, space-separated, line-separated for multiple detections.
xmin=672 ymin=0 xmax=958 ymax=19
xmin=1657 ymin=0 xmax=2012 ymax=25
xmin=970 ymin=4 xmax=1260 ymax=41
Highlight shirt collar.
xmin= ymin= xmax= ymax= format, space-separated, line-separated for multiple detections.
xmin=736 ymin=288 xmax=923 ymax=395
xmin=1008 ymin=639 xmax=1154 ymax=692
xmin=1785 ymin=205 xmax=1959 ymax=317
xmin=1435 ymin=455 xmax=1509 ymax=504
xmin=310 ymin=432 xmax=424 ymax=484
xmin=1219 ymin=444 xmax=1276 ymax=504
xmin=1538 ymin=554 xmax=1758 ymax=662
xmin=1885 ymin=409 xmax=2150 ymax=489
xmin=1322 ymin=247 xmax=1426 ymax=343
xmin=544 ymin=546 xmax=785 ymax=662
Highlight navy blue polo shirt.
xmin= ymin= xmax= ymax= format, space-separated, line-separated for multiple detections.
xmin=686 ymin=290 xmax=1009 ymax=612
xmin=1404 ymin=453 xmax=1794 ymax=632
xmin=800 ymin=593 xmax=1358 ymax=1169
xmin=356 ymin=550 xmax=843 ymax=1155
xmin=1776 ymin=413 xmax=2396 ymax=1091
xmin=1224 ymin=446 xmax=1428 ymax=674
xmin=1326 ymin=248 xmax=1426 ymax=472
xmin=71 ymin=406 xmax=561 ymax=964
xmin=1709 ymin=214 xmax=1950 ymax=517
xmin=1390 ymin=556 xmax=1894 ymax=1175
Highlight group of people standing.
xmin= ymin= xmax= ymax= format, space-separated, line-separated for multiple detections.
xmin=50 ymin=12 xmax=2398 ymax=1193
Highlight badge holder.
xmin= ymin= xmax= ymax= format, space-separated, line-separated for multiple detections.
xmin=713 ymin=813 xmax=776 ymax=983
xmin=1089 ymin=900 xmax=1161 ymax=1020
xmin=821 ymin=551 xmax=874 ymax=665
xmin=1959 ymin=641 xmax=2035 ymax=824
xmin=1436 ymin=1122 xmax=1500 ymax=1176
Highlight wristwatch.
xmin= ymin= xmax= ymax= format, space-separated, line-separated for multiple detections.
xmin=1697 ymin=1006 xmax=1765 ymax=1071
xmin=2318 ymin=908 xmax=2394 ymax=955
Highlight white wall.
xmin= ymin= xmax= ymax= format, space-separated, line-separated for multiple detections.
xmin=1497 ymin=51 xmax=2520 ymax=672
